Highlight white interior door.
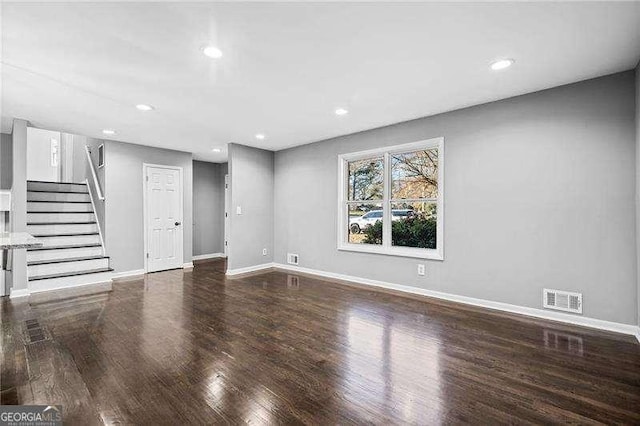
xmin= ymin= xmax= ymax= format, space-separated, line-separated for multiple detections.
xmin=224 ymin=174 xmax=229 ymax=257
xmin=145 ymin=165 xmax=183 ymax=272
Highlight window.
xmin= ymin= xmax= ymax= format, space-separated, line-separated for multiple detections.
xmin=338 ymin=138 xmax=444 ymax=260
xmin=50 ymin=138 xmax=59 ymax=167
xmin=98 ymin=144 xmax=105 ymax=168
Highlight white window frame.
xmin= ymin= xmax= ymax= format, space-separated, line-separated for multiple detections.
xmin=97 ymin=144 xmax=105 ymax=168
xmin=337 ymin=137 xmax=444 ymax=260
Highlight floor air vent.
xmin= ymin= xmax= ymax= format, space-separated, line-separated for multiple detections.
xmin=543 ymin=289 xmax=582 ymax=314
xmin=23 ymin=318 xmax=50 ymax=344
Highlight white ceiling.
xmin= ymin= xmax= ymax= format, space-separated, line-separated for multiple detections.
xmin=2 ymin=2 xmax=639 ymax=162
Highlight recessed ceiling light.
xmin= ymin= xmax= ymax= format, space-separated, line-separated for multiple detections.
xmin=212 ymin=148 xmax=222 ymax=153
xmin=335 ymin=108 xmax=349 ymax=116
xmin=136 ymin=104 xmax=154 ymax=111
xmin=202 ymin=45 xmax=223 ymax=59
xmin=490 ymin=58 xmax=514 ymax=71
xmin=255 ymin=134 xmax=265 ymax=140
xmin=102 ymin=129 xmax=116 ymax=135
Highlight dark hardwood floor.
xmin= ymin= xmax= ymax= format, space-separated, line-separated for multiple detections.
xmin=2 ymin=259 xmax=639 ymax=424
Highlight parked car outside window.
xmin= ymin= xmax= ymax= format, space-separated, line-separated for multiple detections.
xmin=349 ymin=209 xmax=413 ymax=234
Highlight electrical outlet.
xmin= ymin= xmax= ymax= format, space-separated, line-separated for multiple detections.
xmin=236 ymin=205 xmax=242 ymax=215
xmin=417 ymin=264 xmax=425 ymax=276
xmin=262 ymin=248 xmax=267 ymax=256
xmin=287 ymin=253 xmax=299 ymax=265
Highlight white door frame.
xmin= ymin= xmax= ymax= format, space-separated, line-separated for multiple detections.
xmin=224 ymin=174 xmax=229 ymax=257
xmin=143 ymin=163 xmax=184 ymax=273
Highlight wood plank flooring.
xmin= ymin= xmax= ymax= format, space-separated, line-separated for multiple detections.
xmin=2 ymin=259 xmax=639 ymax=424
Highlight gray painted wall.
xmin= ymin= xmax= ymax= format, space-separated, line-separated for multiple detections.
xmin=274 ymin=71 xmax=637 ymax=325
xmin=70 ymin=134 xmax=88 ymax=183
xmin=228 ymin=144 xmax=274 ymax=270
xmin=9 ymin=119 xmax=28 ymax=293
xmin=104 ymin=140 xmax=193 ymax=273
xmin=0 ymin=133 xmax=12 ymax=190
xmin=193 ymin=160 xmax=227 ymax=256
xmin=26 ymin=127 xmax=60 ymax=182
xmin=1 ymin=132 xmax=10 ymax=293
xmin=636 ymin=63 xmax=640 ymax=328
xmin=83 ymin=137 xmax=106 ymax=241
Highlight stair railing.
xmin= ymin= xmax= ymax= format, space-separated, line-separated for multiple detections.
xmin=84 ymin=145 xmax=106 ymax=255
xmin=85 ymin=145 xmax=104 ymax=200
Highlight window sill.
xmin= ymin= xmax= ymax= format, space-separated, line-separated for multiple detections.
xmin=337 ymin=243 xmax=443 ymax=260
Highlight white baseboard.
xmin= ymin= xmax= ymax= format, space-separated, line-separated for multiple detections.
xmin=274 ymin=263 xmax=640 ymax=339
xmin=192 ymin=253 xmax=226 ymax=261
xmin=183 ymin=262 xmax=194 ymax=269
xmin=635 ymin=328 xmax=640 ymax=344
xmin=112 ymin=269 xmax=145 ymax=280
xmin=9 ymin=288 xmax=30 ymax=299
xmin=226 ymin=262 xmax=275 ymax=277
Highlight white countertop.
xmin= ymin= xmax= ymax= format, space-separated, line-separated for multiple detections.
xmin=0 ymin=232 xmax=43 ymax=250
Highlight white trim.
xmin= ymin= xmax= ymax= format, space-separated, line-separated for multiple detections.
xmin=192 ymin=253 xmax=226 ymax=261
xmin=29 ymin=277 xmax=112 ymax=295
xmin=337 ymin=137 xmax=444 ymax=260
xmin=97 ymin=144 xmax=105 ymax=168
xmin=224 ymin=174 xmax=229 ymax=257
xmin=226 ymin=262 xmax=275 ymax=277
xmin=183 ymin=262 xmax=194 ymax=269
xmin=274 ymin=263 xmax=640 ymax=338
xmin=143 ymin=163 xmax=184 ymax=273
xmin=337 ymin=243 xmax=443 ymax=260
xmin=29 ymin=281 xmax=112 ymax=303
xmin=10 ymin=288 xmax=30 ymax=299
xmin=111 ymin=269 xmax=145 ymax=280
xmin=0 ymin=215 xmax=5 ymax=297
xmin=635 ymin=328 xmax=640 ymax=344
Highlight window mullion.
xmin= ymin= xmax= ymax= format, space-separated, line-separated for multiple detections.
xmin=383 ymin=152 xmax=391 ymax=248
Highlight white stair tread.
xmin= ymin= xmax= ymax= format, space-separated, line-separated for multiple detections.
xmin=27 ymin=210 xmax=92 ymax=214
xmin=26 ymin=202 xmax=92 ymax=205
xmin=27 ymin=245 xmax=104 ymax=263
xmin=27 ymin=181 xmax=89 ymax=194
xmin=31 ymin=232 xmax=99 ymax=237
xmin=27 ymin=192 xmax=91 ymax=202
xmin=28 ymin=267 xmax=113 ymax=281
xmin=28 ymin=180 xmax=87 ymax=185
xmin=28 ymin=255 xmax=109 ymax=266
xmin=28 ymin=243 xmax=102 ymax=251
xmin=29 ymin=271 xmax=113 ymax=294
xmin=28 ymin=221 xmax=96 ymax=225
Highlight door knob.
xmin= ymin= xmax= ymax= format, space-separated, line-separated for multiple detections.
xmin=175 ymin=221 xmax=181 ymax=226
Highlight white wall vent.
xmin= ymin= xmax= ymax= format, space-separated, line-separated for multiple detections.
xmin=287 ymin=253 xmax=299 ymax=265
xmin=543 ymin=289 xmax=582 ymax=314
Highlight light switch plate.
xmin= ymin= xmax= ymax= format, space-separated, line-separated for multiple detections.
xmin=236 ymin=206 xmax=242 ymax=215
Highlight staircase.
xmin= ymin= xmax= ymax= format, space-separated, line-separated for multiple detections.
xmin=26 ymin=180 xmax=112 ymax=292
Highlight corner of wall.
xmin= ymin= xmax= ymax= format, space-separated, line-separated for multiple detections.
xmin=226 ymin=144 xmax=275 ymax=272
xmin=635 ymin=62 xmax=640 ymax=327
